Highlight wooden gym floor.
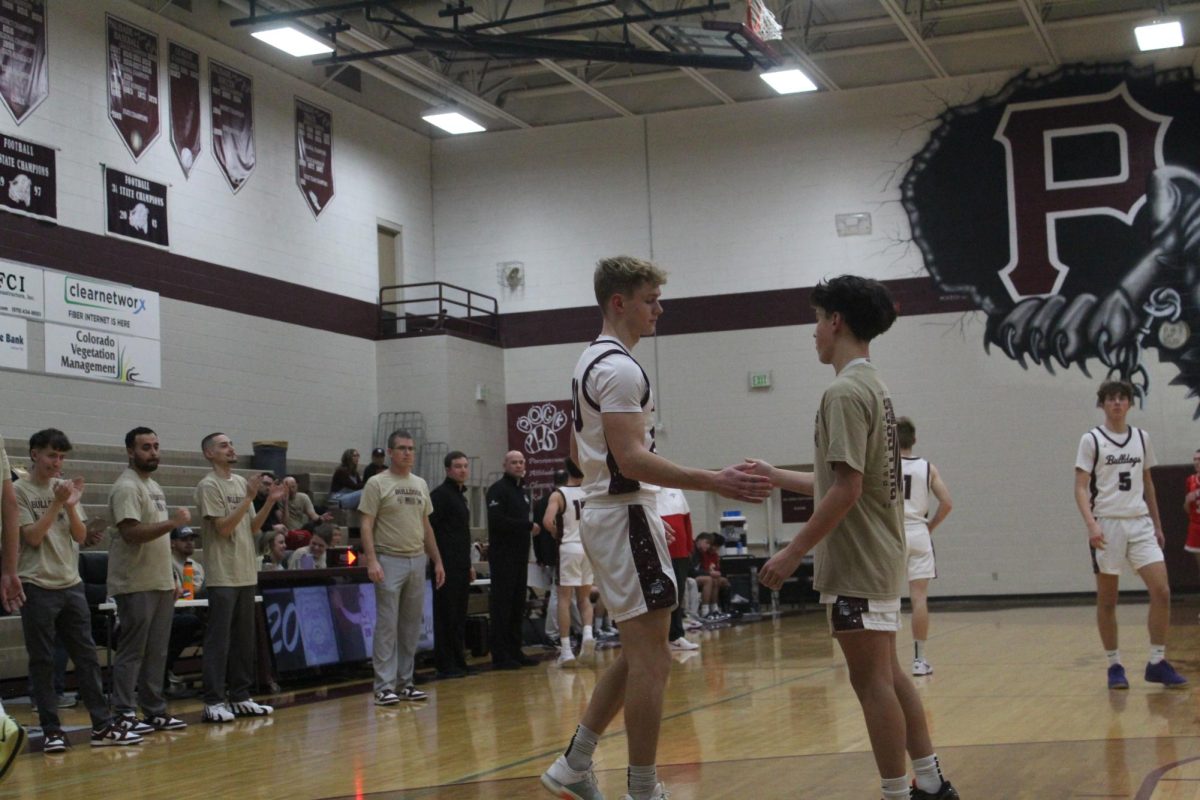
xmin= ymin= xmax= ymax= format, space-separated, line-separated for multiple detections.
xmin=0 ymin=601 xmax=1197 ymax=799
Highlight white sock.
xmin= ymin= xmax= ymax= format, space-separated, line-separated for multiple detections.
xmin=627 ymin=764 xmax=658 ymax=799
xmin=1149 ymin=644 xmax=1166 ymax=665
xmin=0 ymin=698 xmax=6 ymax=716
xmin=882 ymin=775 xmax=909 ymax=799
xmin=583 ymin=625 xmax=593 ymax=640
xmin=564 ymin=724 xmax=600 ymax=771
xmin=1106 ymin=649 xmax=1121 ymax=667
xmin=912 ymin=753 xmax=945 ymax=793
xmin=701 ymin=604 xmax=711 ymax=616
xmin=914 ymin=640 xmax=926 ymax=661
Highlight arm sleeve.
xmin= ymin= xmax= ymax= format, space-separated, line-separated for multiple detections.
xmin=422 ymin=483 xmax=433 ymax=517
xmin=15 ymin=485 xmax=35 ymax=527
xmin=358 ymin=479 xmax=382 ymax=518
xmin=1141 ymin=430 xmax=1157 ymax=469
xmin=196 ymin=479 xmax=225 ymax=519
xmin=1074 ymin=433 xmax=1097 ymax=473
xmin=109 ymin=484 xmax=143 ymax=525
xmin=593 ymin=357 xmax=647 ymax=414
xmin=821 ymin=389 xmax=868 ymax=473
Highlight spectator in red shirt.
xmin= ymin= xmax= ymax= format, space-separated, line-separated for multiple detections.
xmin=690 ymin=533 xmax=730 ymax=620
xmin=658 ymin=488 xmax=698 ymax=649
xmin=1185 ymin=449 xmax=1200 ymax=571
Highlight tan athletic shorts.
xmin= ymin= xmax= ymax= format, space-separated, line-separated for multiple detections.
xmin=821 ymin=594 xmax=902 ymax=633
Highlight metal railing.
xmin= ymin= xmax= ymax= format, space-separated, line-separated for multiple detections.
xmin=379 ymin=281 xmax=500 ymax=342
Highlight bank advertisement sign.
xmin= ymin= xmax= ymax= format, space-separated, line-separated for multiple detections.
xmin=0 ymin=316 xmax=28 ymax=371
xmin=44 ymin=272 xmax=160 ymax=340
xmin=43 ymin=323 xmax=161 ymax=388
xmin=0 ymin=259 xmax=43 ymax=319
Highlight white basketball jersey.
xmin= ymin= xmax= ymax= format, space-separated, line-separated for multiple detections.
xmin=901 ymin=457 xmax=931 ymax=525
xmin=571 ymin=336 xmax=656 ymax=507
xmin=555 ymin=485 xmax=587 ymax=546
xmin=1075 ymin=425 xmax=1156 ymax=519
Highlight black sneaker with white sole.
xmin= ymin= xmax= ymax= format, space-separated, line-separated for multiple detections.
xmin=42 ymin=730 xmax=67 ymax=754
xmin=148 ymin=714 xmax=187 ymax=731
xmin=117 ymin=714 xmax=155 ymax=736
xmin=398 ymin=686 xmax=428 ymax=701
xmin=375 ymin=689 xmax=401 ymax=706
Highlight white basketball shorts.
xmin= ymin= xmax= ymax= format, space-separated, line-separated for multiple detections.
xmin=580 ymin=501 xmax=677 ymax=623
xmin=820 ymin=594 xmax=902 ymax=634
xmin=1091 ymin=516 xmax=1163 ymax=575
xmin=557 ymin=543 xmax=594 ymax=587
xmin=904 ymin=523 xmax=937 ymax=581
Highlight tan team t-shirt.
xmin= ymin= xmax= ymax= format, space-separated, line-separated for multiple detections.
xmin=106 ymin=467 xmax=174 ymax=595
xmin=15 ymin=479 xmax=84 ymax=590
xmin=284 ymin=492 xmax=316 ymax=530
xmin=811 ymin=361 xmax=906 ymax=601
xmin=358 ymin=471 xmax=431 ymax=557
xmin=196 ymin=472 xmax=258 ymax=588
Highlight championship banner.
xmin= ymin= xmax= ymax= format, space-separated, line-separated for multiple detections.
xmin=0 ymin=132 xmax=55 ymax=221
xmin=295 ymin=97 xmax=333 ymax=217
xmin=168 ymin=42 xmax=201 ymax=177
xmin=106 ymin=15 xmax=160 ymax=161
xmin=0 ymin=316 xmax=28 ymax=372
xmin=44 ymin=271 xmax=161 ymax=341
xmin=103 ymin=166 xmax=168 ymax=249
xmin=210 ymin=60 xmax=255 ymax=193
xmin=43 ymin=323 xmax=161 ymax=388
xmin=0 ymin=258 xmax=43 ymax=319
xmin=507 ymin=400 xmax=572 ymax=499
xmin=0 ymin=0 xmax=48 ymax=124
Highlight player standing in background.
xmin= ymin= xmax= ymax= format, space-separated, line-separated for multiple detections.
xmin=1074 ymin=380 xmax=1186 ymax=690
xmin=896 ymin=417 xmax=953 ymax=677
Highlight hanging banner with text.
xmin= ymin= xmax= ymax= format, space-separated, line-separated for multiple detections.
xmin=43 ymin=323 xmax=161 ymax=388
xmin=106 ymin=15 xmax=159 ymax=161
xmin=295 ymin=97 xmax=333 ymax=218
xmin=103 ymin=166 xmax=168 ymax=249
xmin=507 ymin=400 xmax=573 ymax=499
xmin=0 ymin=258 xmax=43 ymax=319
xmin=0 ymin=316 xmax=28 ymax=371
xmin=210 ymin=60 xmax=255 ymax=193
xmin=0 ymin=0 xmax=48 ymax=124
xmin=44 ymin=271 xmax=160 ymax=341
xmin=0 ymin=132 xmax=55 ymax=221
xmin=168 ymin=42 xmax=201 ymax=178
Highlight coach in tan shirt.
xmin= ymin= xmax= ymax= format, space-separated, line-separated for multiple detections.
xmin=108 ymin=427 xmax=192 ymax=731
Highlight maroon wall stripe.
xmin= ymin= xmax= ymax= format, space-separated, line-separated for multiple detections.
xmin=0 ymin=213 xmax=973 ymax=347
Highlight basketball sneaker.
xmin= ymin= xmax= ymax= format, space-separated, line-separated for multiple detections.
xmin=618 ymin=782 xmax=668 ymax=800
xmin=557 ymin=652 xmax=577 ymax=668
xmin=578 ymin=636 xmax=597 ymax=665
xmin=1107 ymin=664 xmax=1129 ymax=690
xmin=541 ymin=754 xmax=603 ymax=800
xmin=398 ymin=686 xmax=427 ymax=701
xmin=230 ymin=699 xmax=274 ymax=716
xmin=42 ymin=730 xmax=67 ymax=754
xmin=147 ymin=714 xmax=187 ymax=731
xmin=910 ymin=779 xmax=960 ymax=799
xmin=90 ymin=721 xmax=143 ymax=747
xmin=375 ymin=689 xmax=400 ymax=706
xmin=911 ymin=659 xmax=933 ymax=676
xmin=1144 ymin=659 xmax=1188 ymax=687
xmin=669 ymin=637 xmax=699 ymax=651
xmin=0 ymin=714 xmax=26 ymax=778
xmin=202 ymin=702 xmax=235 ymax=723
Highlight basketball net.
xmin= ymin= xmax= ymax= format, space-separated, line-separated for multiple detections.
xmin=746 ymin=0 xmax=783 ymax=41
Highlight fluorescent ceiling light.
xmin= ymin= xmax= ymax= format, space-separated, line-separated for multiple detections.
xmin=422 ymin=111 xmax=486 ymax=135
xmin=760 ymin=68 xmax=818 ymax=95
xmin=251 ymin=26 xmax=334 ymax=57
xmin=1135 ymin=19 xmax=1184 ymax=52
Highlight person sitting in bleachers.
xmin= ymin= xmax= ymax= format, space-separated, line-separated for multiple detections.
xmin=288 ymin=524 xmax=333 ymax=569
xmin=362 ymin=448 xmax=387 ymax=482
xmin=252 ymin=473 xmax=286 ymax=534
xmin=691 ymin=533 xmax=731 ymax=621
xmin=328 ymin=450 xmax=364 ymax=510
xmin=259 ymin=531 xmax=288 ymax=571
xmin=282 ymin=477 xmax=333 ymax=532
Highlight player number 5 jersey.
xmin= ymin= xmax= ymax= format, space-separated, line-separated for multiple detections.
xmin=1075 ymin=425 xmax=1156 ymax=519
xmin=571 ymin=337 xmax=656 ymax=506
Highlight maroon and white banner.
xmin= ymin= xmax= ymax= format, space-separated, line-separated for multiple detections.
xmin=104 ymin=166 xmax=168 ymax=249
xmin=167 ymin=42 xmax=201 ymax=178
xmin=295 ymin=97 xmax=333 ymax=217
xmin=106 ymin=15 xmax=159 ymax=162
xmin=507 ymin=400 xmax=573 ymax=499
xmin=0 ymin=132 xmax=55 ymax=222
xmin=0 ymin=0 xmax=48 ymax=125
xmin=210 ymin=60 xmax=254 ymax=193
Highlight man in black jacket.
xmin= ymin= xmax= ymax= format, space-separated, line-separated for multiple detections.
xmin=486 ymin=450 xmax=539 ymax=669
xmin=430 ymin=450 xmax=476 ymax=678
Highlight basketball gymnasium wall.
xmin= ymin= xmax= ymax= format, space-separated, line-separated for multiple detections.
xmin=0 ymin=2 xmax=435 ymax=460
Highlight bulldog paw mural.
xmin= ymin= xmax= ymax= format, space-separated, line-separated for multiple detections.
xmin=902 ymin=63 xmax=1200 ymax=414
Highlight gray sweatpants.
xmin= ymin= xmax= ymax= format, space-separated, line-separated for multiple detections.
xmin=203 ymin=585 xmax=257 ymax=706
xmin=112 ymin=589 xmax=175 ymax=717
xmin=373 ymin=553 xmax=427 ymax=693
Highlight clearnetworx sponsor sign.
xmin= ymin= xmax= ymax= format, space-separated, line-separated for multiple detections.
xmin=44 ymin=272 xmax=159 ymax=340
xmin=43 ymin=323 xmax=161 ymax=388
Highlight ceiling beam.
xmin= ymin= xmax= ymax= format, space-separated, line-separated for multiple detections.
xmin=876 ymin=0 xmax=949 ymax=79
xmin=1015 ymin=0 xmax=1059 ymax=64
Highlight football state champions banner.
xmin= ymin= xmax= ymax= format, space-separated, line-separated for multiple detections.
xmin=0 ymin=0 xmax=48 ymax=124
xmin=295 ymin=97 xmax=333 ymax=217
xmin=107 ymin=16 xmax=160 ymax=161
xmin=103 ymin=166 xmax=168 ymax=249
xmin=0 ymin=316 xmax=28 ymax=372
xmin=0 ymin=132 xmax=55 ymax=221
xmin=210 ymin=60 xmax=255 ymax=193
xmin=900 ymin=63 xmax=1200 ymax=417
xmin=0 ymin=258 xmax=43 ymax=319
xmin=168 ymin=42 xmax=201 ymax=177
xmin=507 ymin=400 xmax=572 ymax=498
xmin=43 ymin=323 xmax=161 ymax=388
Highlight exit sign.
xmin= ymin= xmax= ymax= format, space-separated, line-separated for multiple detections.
xmin=749 ymin=371 xmax=772 ymax=389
